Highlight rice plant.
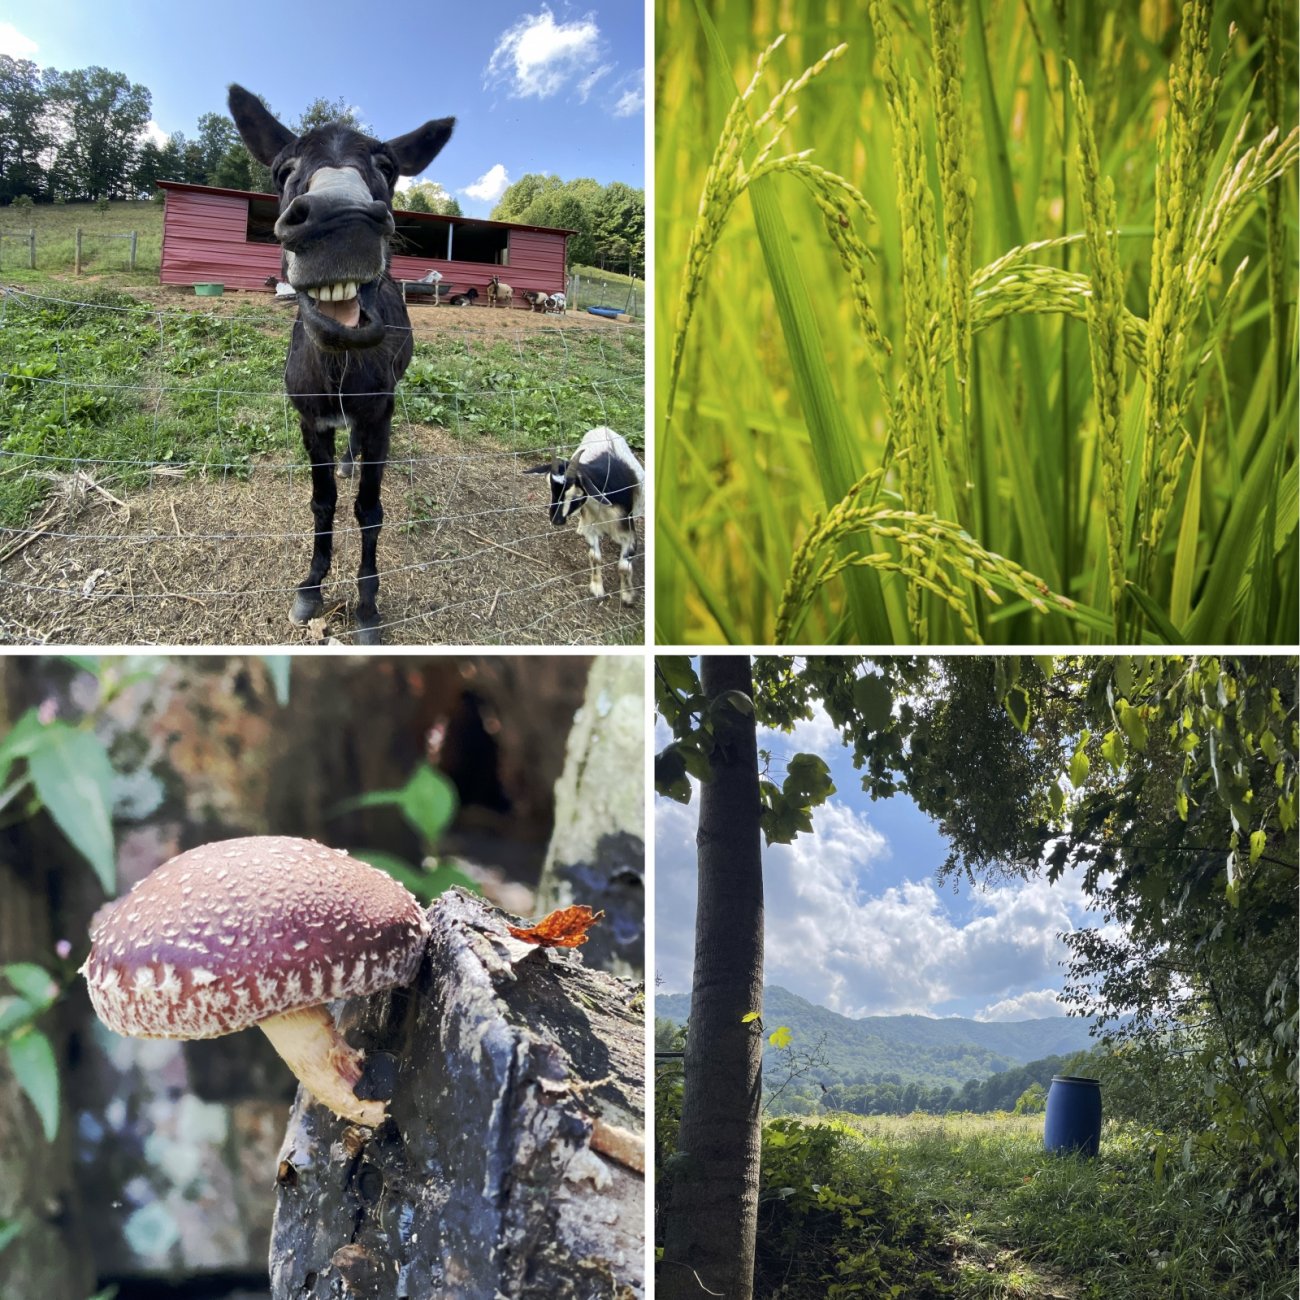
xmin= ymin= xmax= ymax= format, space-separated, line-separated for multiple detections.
xmin=656 ymin=0 xmax=1298 ymax=645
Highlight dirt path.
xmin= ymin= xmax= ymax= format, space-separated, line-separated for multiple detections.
xmin=0 ymin=422 xmax=643 ymax=646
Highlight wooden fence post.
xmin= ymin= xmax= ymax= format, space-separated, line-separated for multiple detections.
xmin=28 ymin=229 xmax=35 ymax=269
xmin=129 ymin=230 xmax=137 ymax=270
xmin=74 ymin=228 xmax=82 ymax=275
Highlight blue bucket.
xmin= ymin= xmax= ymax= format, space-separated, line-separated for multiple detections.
xmin=1044 ymin=1075 xmax=1102 ymax=1156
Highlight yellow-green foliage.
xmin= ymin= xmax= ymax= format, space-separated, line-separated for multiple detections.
xmin=656 ymin=0 xmax=1298 ymax=645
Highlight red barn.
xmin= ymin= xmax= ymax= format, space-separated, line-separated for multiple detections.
xmin=157 ymin=180 xmax=573 ymax=300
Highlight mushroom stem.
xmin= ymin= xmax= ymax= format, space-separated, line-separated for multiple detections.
xmin=257 ymin=1004 xmax=385 ymax=1126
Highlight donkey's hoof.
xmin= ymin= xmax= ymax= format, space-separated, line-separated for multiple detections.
xmin=337 ymin=457 xmax=356 ymax=480
xmin=355 ymin=620 xmax=383 ymax=647
xmin=289 ymin=592 xmax=324 ymax=626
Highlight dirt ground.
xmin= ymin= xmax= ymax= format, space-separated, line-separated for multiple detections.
xmin=0 ymin=290 xmax=645 ymax=646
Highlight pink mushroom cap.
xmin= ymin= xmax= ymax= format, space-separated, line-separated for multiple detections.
xmin=84 ymin=836 xmax=429 ymax=1040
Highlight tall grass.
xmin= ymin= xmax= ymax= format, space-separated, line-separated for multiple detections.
xmin=656 ymin=0 xmax=1298 ymax=644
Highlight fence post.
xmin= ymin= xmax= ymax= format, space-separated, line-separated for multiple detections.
xmin=129 ymin=230 xmax=137 ymax=271
xmin=75 ymin=228 xmax=82 ymax=274
xmin=28 ymin=229 xmax=35 ymax=269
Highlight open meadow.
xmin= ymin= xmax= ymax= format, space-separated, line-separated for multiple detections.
xmin=655 ymin=0 xmax=1297 ymax=645
xmin=747 ymin=1111 xmax=1297 ymax=1299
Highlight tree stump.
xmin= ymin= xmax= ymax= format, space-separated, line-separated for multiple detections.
xmin=269 ymin=889 xmax=644 ymax=1300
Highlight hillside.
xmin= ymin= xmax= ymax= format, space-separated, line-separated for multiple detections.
xmin=656 ymin=984 xmax=1099 ymax=1089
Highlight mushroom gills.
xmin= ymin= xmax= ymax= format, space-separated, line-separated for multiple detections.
xmin=257 ymin=1003 xmax=386 ymax=1126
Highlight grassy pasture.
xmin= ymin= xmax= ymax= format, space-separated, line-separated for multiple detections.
xmin=754 ymin=1111 xmax=1296 ymax=1299
xmin=655 ymin=0 xmax=1298 ymax=644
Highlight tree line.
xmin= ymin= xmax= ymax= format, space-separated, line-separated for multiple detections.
xmin=492 ymin=173 xmax=644 ymax=277
xmin=0 ymin=56 xmax=644 ymax=273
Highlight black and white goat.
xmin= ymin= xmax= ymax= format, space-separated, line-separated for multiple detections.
xmin=526 ymin=426 xmax=643 ymax=605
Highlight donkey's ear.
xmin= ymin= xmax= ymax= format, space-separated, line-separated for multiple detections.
xmin=386 ymin=118 xmax=455 ymax=176
xmin=228 ymin=85 xmax=297 ymax=166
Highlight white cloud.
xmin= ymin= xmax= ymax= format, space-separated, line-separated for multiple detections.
xmin=612 ymin=71 xmax=644 ymax=118
xmin=577 ymin=64 xmax=614 ymax=102
xmin=976 ymin=989 xmax=1067 ymax=1021
xmin=139 ymin=121 xmax=169 ymax=149
xmin=485 ymin=8 xmax=603 ymax=100
xmin=461 ymin=163 xmax=510 ymax=204
xmin=0 ymin=22 xmax=37 ymax=59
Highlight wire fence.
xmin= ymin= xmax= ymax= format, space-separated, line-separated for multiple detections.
xmin=0 ymin=285 xmax=645 ymax=646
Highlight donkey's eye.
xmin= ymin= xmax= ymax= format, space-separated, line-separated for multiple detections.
xmin=274 ymin=161 xmax=297 ymax=188
xmin=374 ymin=155 xmax=397 ymax=182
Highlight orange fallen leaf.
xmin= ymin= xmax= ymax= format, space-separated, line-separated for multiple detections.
xmin=507 ymin=905 xmax=605 ymax=948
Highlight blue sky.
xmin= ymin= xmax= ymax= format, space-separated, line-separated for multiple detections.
xmin=0 ymin=2 xmax=644 ymax=216
xmin=655 ymin=701 xmax=1110 ymax=1023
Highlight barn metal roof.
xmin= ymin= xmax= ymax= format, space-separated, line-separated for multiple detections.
xmin=155 ymin=180 xmax=577 ymax=237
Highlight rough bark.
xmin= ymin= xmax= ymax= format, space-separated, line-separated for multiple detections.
xmin=270 ymin=889 xmax=644 ymax=1300
xmin=535 ymin=655 xmax=645 ymax=980
xmin=661 ymin=656 xmax=764 ymax=1300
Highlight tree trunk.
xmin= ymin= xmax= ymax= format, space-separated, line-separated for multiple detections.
xmin=270 ymin=889 xmax=644 ymax=1300
xmin=534 ymin=655 xmax=645 ymax=980
xmin=661 ymin=655 xmax=764 ymax=1300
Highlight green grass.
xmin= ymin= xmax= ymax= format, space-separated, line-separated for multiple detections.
xmin=656 ymin=0 xmax=1298 ymax=645
xmin=820 ymin=1112 xmax=1296 ymax=1299
xmin=0 ymin=283 xmax=643 ymax=528
xmin=0 ymin=199 xmax=162 ymax=283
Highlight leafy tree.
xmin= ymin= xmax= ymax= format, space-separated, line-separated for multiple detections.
xmin=0 ymin=56 xmax=49 ymax=202
xmin=294 ymin=95 xmax=368 ymax=135
xmin=1013 ymin=1083 xmax=1047 ymax=1115
xmin=195 ymin=111 xmax=238 ymax=183
xmin=42 ymin=66 xmax=151 ymax=200
xmin=396 ymin=180 xmax=461 ymax=216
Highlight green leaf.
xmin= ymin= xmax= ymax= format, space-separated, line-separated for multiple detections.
xmin=8 ymin=1028 xmax=59 ymax=1142
xmin=1003 ymin=685 xmax=1031 ymax=733
xmin=1249 ymin=830 xmax=1266 ymax=865
xmin=654 ymin=746 xmax=693 ymax=803
xmin=1116 ymin=700 xmax=1149 ymax=752
xmin=1069 ymin=743 xmax=1091 ymax=788
xmin=852 ymin=675 xmax=893 ymax=731
xmin=334 ymin=763 xmax=458 ymax=850
xmin=768 ymin=1025 xmax=793 ymax=1050
xmin=715 ymin=689 xmax=753 ymax=717
xmin=783 ymin=753 xmax=835 ymax=803
xmin=657 ymin=656 xmax=701 ymax=696
xmin=0 ymin=1218 xmax=21 ymax=1257
xmin=3 ymin=963 xmax=55 ymax=1008
xmin=261 ymin=656 xmax=291 ymax=706
xmin=26 ymin=725 xmax=116 ymax=895
xmin=1048 ymin=782 xmax=1065 ymax=817
xmin=1100 ymin=730 xmax=1126 ymax=773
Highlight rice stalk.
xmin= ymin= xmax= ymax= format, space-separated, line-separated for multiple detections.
xmin=1069 ymin=61 xmax=1127 ymax=630
xmin=776 ymin=472 xmax=1078 ymax=644
xmin=928 ymin=0 xmax=974 ymax=417
xmin=660 ymin=34 xmax=848 ymax=457
xmin=1137 ymin=0 xmax=1222 ymax=599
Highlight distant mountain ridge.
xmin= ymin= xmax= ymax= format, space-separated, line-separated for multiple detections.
xmin=656 ymin=984 xmax=1099 ymax=1089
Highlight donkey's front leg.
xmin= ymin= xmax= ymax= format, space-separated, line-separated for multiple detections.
xmin=291 ymin=423 xmax=337 ymax=626
xmin=352 ymin=427 xmax=390 ymax=645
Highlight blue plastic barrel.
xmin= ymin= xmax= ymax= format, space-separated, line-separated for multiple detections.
xmin=1044 ymin=1075 xmax=1102 ymax=1156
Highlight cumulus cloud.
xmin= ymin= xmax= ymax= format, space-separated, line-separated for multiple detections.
xmin=485 ymin=8 xmax=603 ymax=100
xmin=461 ymin=164 xmax=511 ymax=204
xmin=139 ymin=121 xmax=169 ymax=149
xmin=0 ymin=22 xmax=37 ymax=58
xmin=976 ymin=989 xmax=1067 ymax=1021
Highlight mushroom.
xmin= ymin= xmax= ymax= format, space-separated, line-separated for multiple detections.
xmin=82 ymin=836 xmax=429 ymax=1126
